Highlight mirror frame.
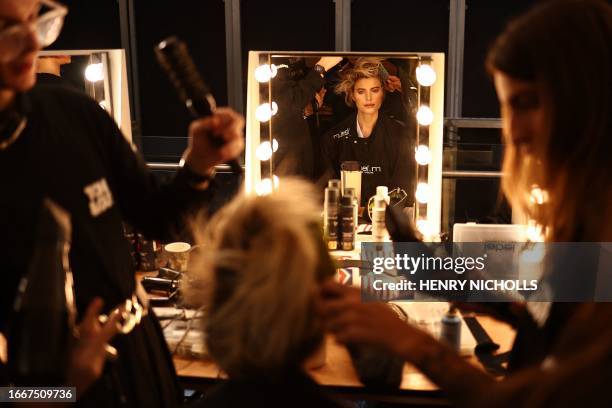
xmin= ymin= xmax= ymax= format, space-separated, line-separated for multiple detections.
xmin=39 ymin=49 xmax=133 ymax=144
xmin=246 ymin=51 xmax=444 ymax=239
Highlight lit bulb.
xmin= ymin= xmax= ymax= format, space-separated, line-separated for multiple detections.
xmin=415 ymin=182 xmax=431 ymax=204
xmin=272 ymin=138 xmax=279 ymax=152
xmin=85 ymin=63 xmax=104 ymax=82
xmin=416 ymin=219 xmax=432 ymax=237
xmin=416 ymin=106 xmax=434 ymax=126
xmin=98 ymin=100 xmax=108 ymax=111
xmin=254 ymin=64 xmax=278 ymax=83
xmin=416 ymin=64 xmax=436 ymax=86
xmin=255 ymin=102 xmax=279 ymax=122
xmin=415 ymin=145 xmax=432 ymax=165
xmin=256 ymin=141 xmax=273 ymax=161
xmin=255 ymin=175 xmax=280 ymax=196
xmin=526 ymin=220 xmax=545 ymax=242
xmin=529 ymin=185 xmax=548 ymax=205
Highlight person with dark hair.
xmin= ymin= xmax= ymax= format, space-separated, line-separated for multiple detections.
xmin=271 ymin=56 xmax=342 ymax=179
xmin=0 ymin=0 xmax=243 ymax=405
xmin=319 ymin=1 xmax=612 ymax=406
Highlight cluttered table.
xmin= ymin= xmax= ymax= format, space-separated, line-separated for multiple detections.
xmin=171 ymin=317 xmax=514 ymax=404
xmin=139 ymin=228 xmax=517 ymax=404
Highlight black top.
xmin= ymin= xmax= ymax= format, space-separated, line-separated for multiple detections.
xmin=0 ymin=86 xmax=214 ymax=406
xmin=271 ymin=67 xmax=325 ymax=179
xmin=191 ymin=371 xmax=346 ymax=408
xmin=321 ymin=112 xmax=416 ymax=206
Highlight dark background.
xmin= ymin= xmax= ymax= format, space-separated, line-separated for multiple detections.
xmin=47 ymin=0 xmax=551 ymax=230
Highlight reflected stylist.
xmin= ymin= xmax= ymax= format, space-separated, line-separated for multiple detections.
xmin=0 ymin=0 xmax=243 ymax=406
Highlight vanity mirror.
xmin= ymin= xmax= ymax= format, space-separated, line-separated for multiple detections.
xmin=246 ymin=52 xmax=444 ymax=238
xmin=38 ymin=49 xmax=133 ymax=143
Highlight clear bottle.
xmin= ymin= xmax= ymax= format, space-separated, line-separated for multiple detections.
xmin=371 ymin=186 xmax=389 ymax=240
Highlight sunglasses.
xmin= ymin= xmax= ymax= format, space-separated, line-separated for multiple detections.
xmin=0 ymin=0 xmax=68 ymax=63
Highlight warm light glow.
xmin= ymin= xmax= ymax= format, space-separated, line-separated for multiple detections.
xmin=98 ymin=100 xmax=108 ymax=111
xmin=256 ymin=141 xmax=273 ymax=161
xmin=416 ymin=64 xmax=436 ymax=86
xmin=272 ymin=138 xmax=279 ymax=152
xmin=416 ymin=106 xmax=433 ymax=126
xmin=415 ymin=145 xmax=432 ymax=165
xmin=255 ymin=102 xmax=278 ymax=122
xmin=254 ymin=64 xmax=278 ymax=83
xmin=529 ymin=185 xmax=548 ymax=205
xmin=85 ymin=63 xmax=104 ymax=82
xmin=415 ymin=182 xmax=431 ymax=204
xmin=526 ymin=220 xmax=545 ymax=242
xmin=416 ymin=219 xmax=433 ymax=237
xmin=256 ymin=175 xmax=279 ymax=196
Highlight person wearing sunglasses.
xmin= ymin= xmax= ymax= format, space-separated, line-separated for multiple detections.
xmin=0 ymin=0 xmax=244 ymax=406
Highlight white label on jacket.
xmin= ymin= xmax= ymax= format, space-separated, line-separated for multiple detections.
xmin=84 ymin=178 xmax=114 ymax=217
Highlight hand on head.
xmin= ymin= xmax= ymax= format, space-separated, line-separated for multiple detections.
xmin=316 ymin=280 xmax=418 ymax=357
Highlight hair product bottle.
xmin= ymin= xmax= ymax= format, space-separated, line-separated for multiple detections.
xmin=324 ymin=187 xmax=340 ymax=250
xmin=340 ymin=196 xmax=355 ymax=251
xmin=371 ymin=186 xmax=389 ymax=240
xmin=440 ymin=306 xmax=462 ymax=351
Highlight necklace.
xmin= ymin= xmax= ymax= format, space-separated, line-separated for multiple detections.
xmin=0 ymin=117 xmax=27 ymax=151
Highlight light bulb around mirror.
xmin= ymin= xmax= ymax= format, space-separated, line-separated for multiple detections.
xmin=85 ymin=63 xmax=104 ymax=82
xmin=415 ymin=145 xmax=432 ymax=165
xmin=272 ymin=138 xmax=278 ymax=152
xmin=255 ymin=175 xmax=280 ymax=196
xmin=415 ymin=182 xmax=431 ymax=204
xmin=529 ymin=185 xmax=548 ymax=205
xmin=416 ymin=64 xmax=436 ymax=86
xmin=255 ymin=102 xmax=278 ymax=122
xmin=416 ymin=106 xmax=434 ymax=126
xmin=254 ymin=64 xmax=278 ymax=83
xmin=256 ymin=141 xmax=273 ymax=161
xmin=416 ymin=219 xmax=432 ymax=237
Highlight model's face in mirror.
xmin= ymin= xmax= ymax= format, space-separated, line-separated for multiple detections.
xmin=0 ymin=0 xmax=42 ymax=92
xmin=493 ymin=70 xmax=547 ymax=157
xmin=352 ymin=77 xmax=384 ymax=115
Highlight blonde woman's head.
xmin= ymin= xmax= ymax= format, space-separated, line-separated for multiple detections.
xmin=335 ymin=57 xmax=388 ymax=111
xmin=184 ymin=178 xmax=334 ymax=380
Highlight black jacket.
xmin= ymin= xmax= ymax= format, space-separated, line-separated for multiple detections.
xmin=0 ymin=86 xmax=214 ymax=406
xmin=321 ymin=112 xmax=416 ymax=206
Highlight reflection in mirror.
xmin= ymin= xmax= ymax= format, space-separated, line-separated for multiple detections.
xmin=246 ymin=52 xmax=444 ymax=239
xmin=271 ymin=56 xmax=418 ymax=211
xmin=38 ymin=50 xmax=133 ymax=143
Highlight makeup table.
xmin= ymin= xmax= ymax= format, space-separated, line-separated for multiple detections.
xmin=140 ymin=230 xmax=517 ymax=404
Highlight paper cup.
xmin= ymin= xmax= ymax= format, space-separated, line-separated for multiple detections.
xmin=164 ymin=242 xmax=191 ymax=273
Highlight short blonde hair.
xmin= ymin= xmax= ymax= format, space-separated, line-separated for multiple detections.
xmin=184 ymin=178 xmax=334 ymax=379
xmin=335 ymin=57 xmax=388 ymax=107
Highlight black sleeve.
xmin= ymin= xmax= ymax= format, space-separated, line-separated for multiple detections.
xmin=89 ymin=100 xmax=215 ymax=241
xmin=273 ymin=69 xmax=325 ymax=114
xmin=320 ymin=128 xmax=339 ymax=182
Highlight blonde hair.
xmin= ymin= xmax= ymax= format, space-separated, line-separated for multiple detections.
xmin=184 ymin=178 xmax=334 ymax=379
xmin=335 ymin=57 xmax=388 ymax=107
